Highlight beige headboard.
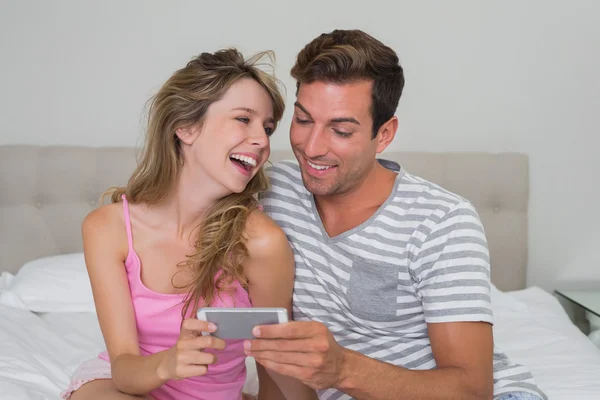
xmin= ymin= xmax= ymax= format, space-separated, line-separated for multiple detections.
xmin=0 ymin=145 xmax=528 ymax=291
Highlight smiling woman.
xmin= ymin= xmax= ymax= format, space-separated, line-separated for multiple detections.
xmin=60 ymin=48 xmax=315 ymax=400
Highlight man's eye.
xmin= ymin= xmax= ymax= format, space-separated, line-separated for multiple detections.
xmin=334 ymin=130 xmax=352 ymax=138
xmin=295 ymin=117 xmax=311 ymax=125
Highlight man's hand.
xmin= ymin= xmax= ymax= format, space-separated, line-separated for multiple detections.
xmin=244 ymin=321 xmax=347 ymax=390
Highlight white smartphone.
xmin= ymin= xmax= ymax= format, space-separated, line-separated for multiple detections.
xmin=196 ymin=307 xmax=288 ymax=339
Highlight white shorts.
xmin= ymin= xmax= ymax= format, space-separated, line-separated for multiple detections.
xmin=60 ymin=358 xmax=112 ymax=399
xmin=61 ymin=357 xmax=260 ymax=399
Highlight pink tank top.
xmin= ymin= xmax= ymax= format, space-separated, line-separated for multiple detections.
xmin=98 ymin=195 xmax=252 ymax=400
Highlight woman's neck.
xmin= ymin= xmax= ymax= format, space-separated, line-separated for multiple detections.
xmin=159 ymin=165 xmax=227 ymax=240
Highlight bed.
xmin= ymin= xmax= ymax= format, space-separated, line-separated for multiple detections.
xmin=1 ymin=145 xmax=599 ymax=399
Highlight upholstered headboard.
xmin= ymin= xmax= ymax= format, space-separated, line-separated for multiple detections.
xmin=0 ymin=145 xmax=528 ymax=291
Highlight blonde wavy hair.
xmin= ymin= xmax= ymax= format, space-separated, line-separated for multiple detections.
xmin=104 ymin=48 xmax=285 ymax=319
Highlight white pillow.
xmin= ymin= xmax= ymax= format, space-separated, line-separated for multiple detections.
xmin=0 ymin=253 xmax=95 ymax=313
xmin=0 ymin=271 xmax=14 ymax=290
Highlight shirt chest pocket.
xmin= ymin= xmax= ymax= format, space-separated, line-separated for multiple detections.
xmin=345 ymin=257 xmax=400 ymax=322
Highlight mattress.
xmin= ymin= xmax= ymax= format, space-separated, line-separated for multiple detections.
xmin=0 ymin=287 xmax=599 ymax=399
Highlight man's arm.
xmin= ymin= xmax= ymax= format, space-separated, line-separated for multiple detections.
xmin=337 ymin=321 xmax=493 ymax=399
xmin=248 ymin=201 xmax=494 ymax=399
xmin=247 ymin=320 xmax=493 ymax=400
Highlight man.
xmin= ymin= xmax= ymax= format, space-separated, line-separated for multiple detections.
xmin=248 ymin=29 xmax=546 ymax=400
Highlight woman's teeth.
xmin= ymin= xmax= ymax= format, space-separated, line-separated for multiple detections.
xmin=230 ymin=154 xmax=257 ymax=167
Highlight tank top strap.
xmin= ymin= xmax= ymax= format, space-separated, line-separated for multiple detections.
xmin=121 ymin=194 xmax=134 ymax=251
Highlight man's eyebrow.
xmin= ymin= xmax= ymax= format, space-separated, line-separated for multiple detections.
xmin=294 ymin=102 xmax=360 ymax=125
xmin=294 ymin=102 xmax=313 ymax=119
xmin=232 ymin=107 xmax=274 ymax=123
xmin=330 ymin=117 xmax=360 ymax=126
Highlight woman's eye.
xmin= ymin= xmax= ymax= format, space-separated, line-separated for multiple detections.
xmin=236 ymin=117 xmax=250 ymax=123
xmin=264 ymin=127 xmax=274 ymax=136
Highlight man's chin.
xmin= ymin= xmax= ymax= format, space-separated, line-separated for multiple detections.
xmin=300 ymin=174 xmax=335 ymax=197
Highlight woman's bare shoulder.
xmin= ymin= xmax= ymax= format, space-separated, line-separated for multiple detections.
xmin=82 ymin=202 xmax=129 ymax=260
xmin=244 ymin=208 xmax=290 ymax=259
xmin=83 ymin=202 xmax=124 ymax=233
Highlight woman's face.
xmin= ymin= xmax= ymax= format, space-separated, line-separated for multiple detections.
xmin=177 ymin=78 xmax=276 ymax=196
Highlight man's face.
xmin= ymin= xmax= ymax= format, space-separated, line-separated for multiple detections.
xmin=290 ymin=80 xmax=380 ymax=197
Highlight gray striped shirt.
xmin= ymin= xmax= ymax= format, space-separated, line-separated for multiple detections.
xmin=261 ymin=160 xmax=546 ymax=400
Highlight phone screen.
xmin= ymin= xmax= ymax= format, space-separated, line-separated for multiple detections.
xmin=203 ymin=311 xmax=282 ymax=339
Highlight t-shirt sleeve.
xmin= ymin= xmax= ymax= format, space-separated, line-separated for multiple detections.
xmin=410 ymin=200 xmax=493 ymax=324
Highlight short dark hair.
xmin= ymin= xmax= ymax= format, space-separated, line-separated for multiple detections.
xmin=291 ymin=29 xmax=405 ymax=138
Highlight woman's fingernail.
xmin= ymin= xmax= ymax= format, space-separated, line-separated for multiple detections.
xmin=253 ymin=327 xmax=261 ymax=337
xmin=208 ymin=323 xmax=217 ymax=331
xmin=243 ymin=340 xmax=251 ymax=350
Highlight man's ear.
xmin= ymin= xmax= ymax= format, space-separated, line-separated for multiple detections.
xmin=175 ymin=125 xmax=201 ymax=145
xmin=375 ymin=116 xmax=398 ymax=154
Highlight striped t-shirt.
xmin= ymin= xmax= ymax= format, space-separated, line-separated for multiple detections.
xmin=261 ymin=160 xmax=546 ymax=400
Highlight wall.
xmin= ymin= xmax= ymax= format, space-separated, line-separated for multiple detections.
xmin=1 ymin=0 xmax=599 ymax=291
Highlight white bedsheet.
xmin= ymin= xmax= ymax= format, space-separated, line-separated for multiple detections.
xmin=0 ymin=306 xmax=98 ymax=399
xmin=0 ymin=306 xmax=259 ymax=399
xmin=491 ymin=286 xmax=600 ymax=399
xmin=0 ymin=287 xmax=599 ymax=399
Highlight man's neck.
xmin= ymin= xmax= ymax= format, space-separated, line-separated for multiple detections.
xmin=314 ymin=163 xmax=398 ymax=237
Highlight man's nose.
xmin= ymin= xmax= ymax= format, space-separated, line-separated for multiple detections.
xmin=303 ymin=127 xmax=328 ymax=158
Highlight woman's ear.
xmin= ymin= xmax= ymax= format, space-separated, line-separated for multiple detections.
xmin=175 ymin=125 xmax=201 ymax=145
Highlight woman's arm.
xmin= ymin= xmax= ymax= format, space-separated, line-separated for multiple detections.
xmin=83 ymin=206 xmax=223 ymax=395
xmin=243 ymin=211 xmax=318 ymax=400
xmin=82 ymin=205 xmax=168 ymax=394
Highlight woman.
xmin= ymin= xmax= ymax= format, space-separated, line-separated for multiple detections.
xmin=62 ymin=49 xmax=315 ymax=400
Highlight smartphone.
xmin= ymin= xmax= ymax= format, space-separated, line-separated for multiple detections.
xmin=196 ymin=307 xmax=288 ymax=339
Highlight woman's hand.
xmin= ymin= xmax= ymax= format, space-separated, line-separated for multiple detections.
xmin=158 ymin=319 xmax=226 ymax=381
